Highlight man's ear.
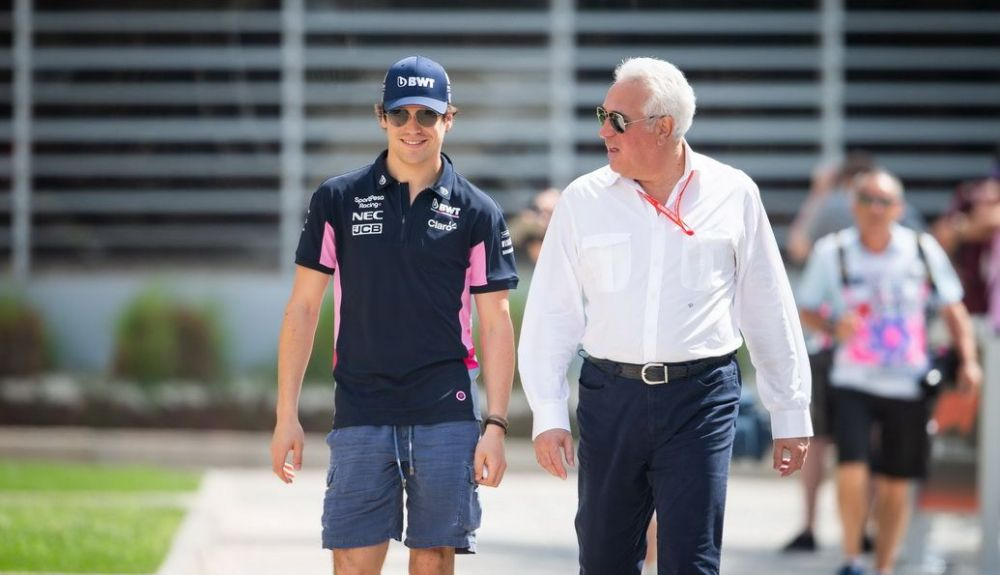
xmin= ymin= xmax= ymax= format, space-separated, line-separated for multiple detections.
xmin=657 ymin=116 xmax=674 ymax=145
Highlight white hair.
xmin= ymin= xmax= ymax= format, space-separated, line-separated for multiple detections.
xmin=853 ymin=168 xmax=905 ymax=199
xmin=614 ymin=57 xmax=696 ymax=140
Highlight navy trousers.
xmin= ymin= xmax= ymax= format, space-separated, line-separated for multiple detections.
xmin=575 ymin=356 xmax=742 ymax=575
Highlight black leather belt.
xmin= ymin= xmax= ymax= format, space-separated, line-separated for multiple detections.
xmin=585 ymin=352 xmax=736 ymax=385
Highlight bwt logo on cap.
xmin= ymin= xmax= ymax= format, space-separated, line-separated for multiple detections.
xmin=397 ymin=76 xmax=436 ymax=88
xmin=382 ymin=55 xmax=451 ymax=115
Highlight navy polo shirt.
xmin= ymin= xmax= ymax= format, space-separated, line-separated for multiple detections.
xmin=295 ymin=151 xmax=519 ymax=428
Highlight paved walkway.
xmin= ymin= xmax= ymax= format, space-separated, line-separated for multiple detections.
xmin=157 ymin=442 xmax=982 ymax=575
xmin=0 ymin=427 xmax=983 ymax=575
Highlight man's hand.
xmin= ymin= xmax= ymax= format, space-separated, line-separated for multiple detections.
xmin=474 ymin=425 xmax=507 ymax=487
xmin=533 ymin=428 xmax=575 ymax=479
xmin=957 ymin=359 xmax=984 ymax=394
xmin=772 ymin=436 xmax=809 ymax=477
xmin=833 ymin=312 xmax=862 ymax=343
xmin=271 ymin=417 xmax=305 ymax=484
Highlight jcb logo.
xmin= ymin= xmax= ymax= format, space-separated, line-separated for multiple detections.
xmin=352 ymin=223 xmax=383 ymax=236
xmin=397 ymin=76 xmax=436 ymax=88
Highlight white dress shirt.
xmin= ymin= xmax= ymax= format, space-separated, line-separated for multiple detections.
xmin=518 ymin=142 xmax=813 ymax=440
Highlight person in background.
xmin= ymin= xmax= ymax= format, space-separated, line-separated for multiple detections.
xmin=931 ymin=149 xmax=1000 ymax=326
xmin=510 ymin=187 xmax=562 ymax=265
xmin=783 ymin=154 xmax=925 ymax=554
xmin=787 ymin=153 xmax=925 ymax=267
xmin=797 ymin=169 xmax=982 ymax=575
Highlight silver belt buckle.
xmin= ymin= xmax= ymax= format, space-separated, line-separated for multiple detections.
xmin=641 ymin=362 xmax=667 ymax=385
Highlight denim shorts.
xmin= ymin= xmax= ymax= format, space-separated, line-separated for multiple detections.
xmin=321 ymin=420 xmax=482 ymax=552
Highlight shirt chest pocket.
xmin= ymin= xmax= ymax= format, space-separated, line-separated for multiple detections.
xmin=681 ymin=234 xmax=735 ymax=291
xmin=580 ymin=233 xmax=631 ymax=293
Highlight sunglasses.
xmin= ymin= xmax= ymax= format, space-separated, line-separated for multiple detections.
xmin=383 ymin=108 xmax=443 ymax=128
xmin=596 ymin=106 xmax=665 ymax=134
xmin=856 ymin=192 xmax=898 ymax=207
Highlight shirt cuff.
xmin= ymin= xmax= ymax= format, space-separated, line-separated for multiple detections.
xmin=769 ymin=409 xmax=814 ymax=440
xmin=530 ymin=400 xmax=571 ymax=439
xmin=470 ymin=278 xmax=520 ymax=294
xmin=294 ymin=259 xmax=334 ymax=275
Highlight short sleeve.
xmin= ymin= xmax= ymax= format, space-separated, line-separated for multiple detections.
xmin=797 ymin=234 xmax=839 ymax=313
xmin=468 ymin=199 xmax=519 ymax=294
xmin=294 ymin=185 xmax=337 ymax=275
xmin=920 ymin=233 xmax=964 ymax=306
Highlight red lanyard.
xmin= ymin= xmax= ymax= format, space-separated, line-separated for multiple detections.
xmin=636 ymin=170 xmax=696 ymax=236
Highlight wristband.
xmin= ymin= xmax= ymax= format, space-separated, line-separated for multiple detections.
xmin=483 ymin=415 xmax=509 ymax=435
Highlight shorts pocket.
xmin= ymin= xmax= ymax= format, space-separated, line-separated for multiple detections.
xmin=581 ymin=233 xmax=631 ymax=293
xmin=680 ymin=234 xmax=734 ymax=291
xmin=461 ymin=465 xmax=483 ymax=532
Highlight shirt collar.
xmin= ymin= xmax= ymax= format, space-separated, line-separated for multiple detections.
xmin=886 ymin=223 xmax=908 ymax=252
xmin=852 ymin=224 xmax=907 ymax=254
xmin=603 ymin=139 xmax=701 ymax=192
xmin=373 ymin=150 xmax=457 ymax=200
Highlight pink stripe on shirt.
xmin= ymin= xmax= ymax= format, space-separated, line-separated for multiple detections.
xmin=320 ymin=221 xmax=338 ymax=270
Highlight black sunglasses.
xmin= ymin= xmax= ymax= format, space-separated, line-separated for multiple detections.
xmin=383 ymin=108 xmax=443 ymax=128
xmin=596 ymin=106 xmax=665 ymax=134
xmin=856 ymin=192 xmax=898 ymax=208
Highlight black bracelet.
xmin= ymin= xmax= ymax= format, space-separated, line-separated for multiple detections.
xmin=483 ymin=415 xmax=509 ymax=435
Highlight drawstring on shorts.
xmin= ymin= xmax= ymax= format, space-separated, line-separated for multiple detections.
xmin=392 ymin=426 xmax=416 ymax=485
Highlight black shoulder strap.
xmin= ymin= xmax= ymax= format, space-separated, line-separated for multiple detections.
xmin=915 ymin=232 xmax=939 ymax=295
xmin=837 ymin=230 xmax=939 ymax=295
xmin=835 ymin=230 xmax=849 ymax=288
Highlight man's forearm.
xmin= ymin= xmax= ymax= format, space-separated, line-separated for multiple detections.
xmin=943 ymin=303 xmax=978 ymax=365
xmin=799 ymin=309 xmax=830 ymax=336
xmin=276 ymin=302 xmax=321 ymax=420
xmin=478 ymin=317 xmax=515 ymax=419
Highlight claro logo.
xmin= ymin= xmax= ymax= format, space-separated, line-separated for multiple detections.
xmin=397 ymin=76 xmax=436 ymax=88
xmin=428 ymin=219 xmax=457 ymax=232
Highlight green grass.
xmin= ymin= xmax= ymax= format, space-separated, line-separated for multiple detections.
xmin=0 ymin=459 xmax=200 ymax=573
xmin=0 ymin=502 xmax=186 ymax=573
xmin=0 ymin=460 xmax=200 ymax=492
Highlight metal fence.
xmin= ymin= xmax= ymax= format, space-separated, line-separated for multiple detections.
xmin=2 ymin=0 xmax=998 ymax=278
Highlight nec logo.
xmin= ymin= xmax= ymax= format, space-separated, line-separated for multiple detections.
xmin=397 ymin=76 xmax=436 ymax=88
xmin=351 ymin=211 xmax=383 ymax=221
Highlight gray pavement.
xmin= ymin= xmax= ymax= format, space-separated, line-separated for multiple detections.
xmin=0 ymin=428 xmax=984 ymax=575
xmin=158 ymin=466 xmax=982 ymax=575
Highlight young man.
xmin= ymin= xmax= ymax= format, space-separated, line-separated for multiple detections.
xmin=270 ymin=55 xmax=518 ymax=575
xmin=798 ymin=170 xmax=982 ymax=575
xmin=518 ymin=56 xmax=812 ymax=575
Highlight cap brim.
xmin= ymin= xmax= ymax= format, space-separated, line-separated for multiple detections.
xmin=383 ymin=96 xmax=448 ymax=115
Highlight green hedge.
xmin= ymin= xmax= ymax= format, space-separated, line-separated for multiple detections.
xmin=0 ymin=293 xmax=52 ymax=377
xmin=113 ymin=289 xmax=226 ymax=385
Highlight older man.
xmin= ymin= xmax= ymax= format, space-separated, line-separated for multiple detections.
xmin=798 ymin=170 xmax=982 ymax=575
xmin=518 ymin=56 xmax=812 ymax=575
